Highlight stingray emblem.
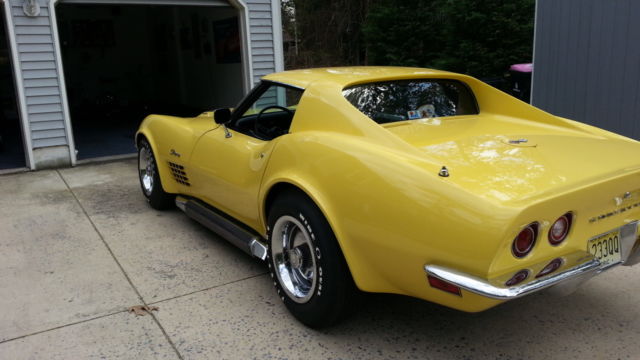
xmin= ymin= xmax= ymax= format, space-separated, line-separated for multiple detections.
xmin=508 ymin=138 xmax=528 ymax=144
xmin=170 ymin=149 xmax=181 ymax=157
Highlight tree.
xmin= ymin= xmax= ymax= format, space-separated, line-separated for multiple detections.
xmin=282 ymin=0 xmax=535 ymax=79
xmin=363 ymin=0 xmax=535 ymax=78
xmin=282 ymin=0 xmax=372 ymax=68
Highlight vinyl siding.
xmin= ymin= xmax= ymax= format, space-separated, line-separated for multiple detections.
xmin=9 ymin=0 xmax=67 ymax=149
xmin=246 ymin=0 xmax=276 ymax=84
xmin=532 ymin=0 xmax=640 ymax=140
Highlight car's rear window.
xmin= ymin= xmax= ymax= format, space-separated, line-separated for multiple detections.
xmin=342 ymin=79 xmax=479 ymax=124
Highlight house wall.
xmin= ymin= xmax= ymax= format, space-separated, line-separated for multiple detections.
xmin=531 ymin=0 xmax=640 ymax=139
xmin=3 ymin=0 xmax=283 ymax=169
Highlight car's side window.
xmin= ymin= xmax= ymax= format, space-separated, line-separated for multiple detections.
xmin=232 ymin=83 xmax=303 ymax=140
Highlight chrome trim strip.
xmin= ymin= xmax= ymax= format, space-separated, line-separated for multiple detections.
xmin=425 ymin=259 xmax=601 ymax=300
xmin=249 ymin=239 xmax=268 ymax=261
xmin=175 ymin=196 xmax=267 ymax=260
xmin=175 ymin=196 xmax=187 ymax=211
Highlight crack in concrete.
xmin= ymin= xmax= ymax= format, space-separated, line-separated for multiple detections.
xmin=0 ymin=310 xmax=128 ymax=345
xmin=55 ymin=169 xmax=185 ymax=360
xmin=148 ymin=272 xmax=269 ymax=306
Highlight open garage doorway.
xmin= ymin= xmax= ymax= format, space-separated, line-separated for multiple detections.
xmin=56 ymin=2 xmax=245 ymax=160
xmin=0 ymin=5 xmax=26 ymax=170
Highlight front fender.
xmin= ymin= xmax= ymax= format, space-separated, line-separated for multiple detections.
xmin=136 ymin=116 xmax=181 ymax=195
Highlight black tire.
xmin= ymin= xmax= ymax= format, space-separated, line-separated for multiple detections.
xmin=137 ymin=137 xmax=174 ymax=210
xmin=267 ymin=190 xmax=355 ymax=328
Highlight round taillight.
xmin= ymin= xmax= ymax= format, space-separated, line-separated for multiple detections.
xmin=505 ymin=270 xmax=530 ymax=286
xmin=512 ymin=223 xmax=538 ymax=258
xmin=549 ymin=213 xmax=572 ymax=245
xmin=536 ymin=258 xmax=564 ymax=278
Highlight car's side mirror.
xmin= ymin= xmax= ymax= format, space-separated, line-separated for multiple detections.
xmin=214 ymin=108 xmax=231 ymax=124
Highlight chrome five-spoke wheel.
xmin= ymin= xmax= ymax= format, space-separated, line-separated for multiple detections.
xmin=138 ymin=144 xmax=155 ymax=196
xmin=267 ymin=191 xmax=355 ymax=327
xmin=137 ymin=138 xmax=174 ymax=210
xmin=271 ymin=215 xmax=317 ymax=303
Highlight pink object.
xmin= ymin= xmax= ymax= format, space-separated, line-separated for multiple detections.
xmin=509 ymin=63 xmax=533 ymax=73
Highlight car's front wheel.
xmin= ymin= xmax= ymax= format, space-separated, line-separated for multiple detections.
xmin=267 ymin=191 xmax=355 ymax=328
xmin=138 ymin=137 xmax=174 ymax=210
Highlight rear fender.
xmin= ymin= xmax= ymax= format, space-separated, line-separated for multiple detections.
xmin=260 ymin=132 xmax=509 ymax=298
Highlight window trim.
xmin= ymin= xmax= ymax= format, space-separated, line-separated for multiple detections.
xmin=228 ymin=80 xmax=304 ymax=139
xmin=230 ymin=81 xmax=304 ymax=125
xmin=342 ymin=78 xmax=480 ymax=124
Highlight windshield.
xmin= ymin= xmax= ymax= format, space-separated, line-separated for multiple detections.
xmin=343 ymin=79 xmax=478 ymax=124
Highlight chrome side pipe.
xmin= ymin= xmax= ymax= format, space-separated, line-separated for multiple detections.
xmin=175 ymin=196 xmax=268 ymax=260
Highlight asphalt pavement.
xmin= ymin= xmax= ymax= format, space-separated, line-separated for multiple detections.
xmin=0 ymin=159 xmax=639 ymax=359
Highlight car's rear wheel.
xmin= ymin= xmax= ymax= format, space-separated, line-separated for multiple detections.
xmin=267 ymin=191 xmax=355 ymax=328
xmin=138 ymin=137 xmax=174 ymax=210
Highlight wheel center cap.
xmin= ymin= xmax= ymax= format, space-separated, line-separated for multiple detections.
xmin=288 ymin=248 xmax=303 ymax=269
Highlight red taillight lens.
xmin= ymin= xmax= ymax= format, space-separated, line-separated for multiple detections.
xmin=536 ymin=258 xmax=564 ymax=278
xmin=428 ymin=275 xmax=462 ymax=296
xmin=512 ymin=223 xmax=538 ymax=258
xmin=549 ymin=213 xmax=572 ymax=245
xmin=505 ymin=270 xmax=530 ymax=286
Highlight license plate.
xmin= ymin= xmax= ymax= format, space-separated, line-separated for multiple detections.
xmin=588 ymin=229 xmax=622 ymax=267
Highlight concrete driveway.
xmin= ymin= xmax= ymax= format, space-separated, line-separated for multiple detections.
xmin=1 ymin=159 xmax=639 ymax=359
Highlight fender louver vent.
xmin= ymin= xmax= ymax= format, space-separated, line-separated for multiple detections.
xmin=168 ymin=162 xmax=190 ymax=186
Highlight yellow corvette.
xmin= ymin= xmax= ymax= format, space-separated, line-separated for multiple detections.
xmin=136 ymin=67 xmax=640 ymax=327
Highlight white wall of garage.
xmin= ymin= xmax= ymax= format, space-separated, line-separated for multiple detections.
xmin=2 ymin=0 xmax=284 ymax=169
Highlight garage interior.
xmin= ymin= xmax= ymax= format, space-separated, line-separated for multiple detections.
xmin=0 ymin=6 xmax=26 ymax=170
xmin=56 ymin=3 xmax=244 ymax=160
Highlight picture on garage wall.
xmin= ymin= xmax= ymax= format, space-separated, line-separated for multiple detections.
xmin=213 ymin=17 xmax=240 ymax=64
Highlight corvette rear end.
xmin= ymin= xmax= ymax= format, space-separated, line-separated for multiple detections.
xmin=425 ymin=170 xmax=640 ymax=304
xmin=336 ymin=72 xmax=640 ymax=312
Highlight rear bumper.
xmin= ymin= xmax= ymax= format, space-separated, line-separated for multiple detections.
xmin=425 ymin=221 xmax=640 ymax=301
